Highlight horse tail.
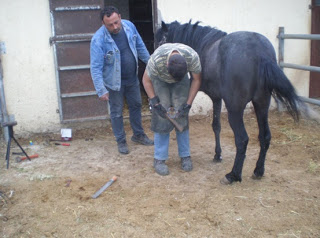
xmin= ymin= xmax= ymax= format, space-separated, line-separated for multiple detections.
xmin=259 ymin=58 xmax=304 ymax=122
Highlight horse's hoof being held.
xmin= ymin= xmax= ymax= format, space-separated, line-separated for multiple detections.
xmin=213 ymin=154 xmax=222 ymax=163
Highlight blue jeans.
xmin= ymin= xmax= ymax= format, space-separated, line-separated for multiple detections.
xmin=154 ymin=129 xmax=190 ymax=160
xmin=108 ymin=81 xmax=144 ymax=143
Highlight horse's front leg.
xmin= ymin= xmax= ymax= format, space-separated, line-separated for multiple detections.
xmin=221 ymin=110 xmax=249 ymax=184
xmin=212 ymin=99 xmax=222 ymax=162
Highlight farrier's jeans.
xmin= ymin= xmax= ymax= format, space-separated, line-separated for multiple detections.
xmin=154 ymin=129 xmax=190 ymax=160
xmin=107 ymin=81 xmax=144 ymax=143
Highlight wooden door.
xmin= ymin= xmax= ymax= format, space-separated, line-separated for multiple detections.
xmin=49 ymin=0 xmax=109 ymax=123
xmin=310 ymin=0 xmax=320 ymax=98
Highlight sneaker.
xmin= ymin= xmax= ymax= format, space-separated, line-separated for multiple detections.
xmin=131 ymin=134 xmax=154 ymax=146
xmin=181 ymin=156 xmax=193 ymax=172
xmin=153 ymin=159 xmax=169 ymax=176
xmin=117 ymin=141 xmax=129 ymax=154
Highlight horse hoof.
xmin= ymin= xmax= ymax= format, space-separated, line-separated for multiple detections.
xmin=251 ymin=173 xmax=263 ymax=180
xmin=220 ymin=176 xmax=232 ymax=185
xmin=213 ymin=155 xmax=222 ymax=163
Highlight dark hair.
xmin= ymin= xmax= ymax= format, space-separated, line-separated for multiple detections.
xmin=100 ymin=6 xmax=120 ymax=20
xmin=167 ymin=54 xmax=187 ymax=81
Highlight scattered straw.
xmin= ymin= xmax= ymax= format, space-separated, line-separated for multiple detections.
xmin=258 ymin=197 xmax=273 ymax=208
xmin=235 ymin=196 xmax=248 ymax=199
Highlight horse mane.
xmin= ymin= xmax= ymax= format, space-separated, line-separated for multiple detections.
xmin=159 ymin=20 xmax=227 ymax=55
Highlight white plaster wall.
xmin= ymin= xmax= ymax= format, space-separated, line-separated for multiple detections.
xmin=0 ymin=0 xmax=60 ymax=135
xmin=158 ymin=0 xmax=312 ymax=115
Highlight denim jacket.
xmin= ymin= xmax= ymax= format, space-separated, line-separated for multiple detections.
xmin=90 ymin=20 xmax=150 ymax=97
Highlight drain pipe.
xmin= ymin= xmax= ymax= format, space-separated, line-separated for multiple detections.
xmin=0 ymin=47 xmax=10 ymax=142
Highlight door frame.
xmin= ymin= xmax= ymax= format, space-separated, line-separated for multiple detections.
xmin=310 ymin=0 xmax=320 ymax=98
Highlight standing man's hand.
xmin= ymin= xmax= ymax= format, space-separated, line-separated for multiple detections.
xmin=100 ymin=93 xmax=109 ymax=101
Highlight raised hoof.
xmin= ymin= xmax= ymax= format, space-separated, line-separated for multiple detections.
xmin=213 ymin=155 xmax=222 ymax=163
xmin=251 ymin=173 xmax=263 ymax=180
xmin=220 ymin=176 xmax=232 ymax=185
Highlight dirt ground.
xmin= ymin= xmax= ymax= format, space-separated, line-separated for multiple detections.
xmin=0 ymin=109 xmax=319 ymax=238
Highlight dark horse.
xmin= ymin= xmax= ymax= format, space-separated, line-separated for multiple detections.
xmin=156 ymin=21 xmax=305 ymax=184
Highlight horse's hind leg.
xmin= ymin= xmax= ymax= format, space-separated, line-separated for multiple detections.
xmin=212 ymin=99 xmax=222 ymax=162
xmin=221 ymin=110 xmax=249 ymax=184
xmin=252 ymin=102 xmax=271 ymax=179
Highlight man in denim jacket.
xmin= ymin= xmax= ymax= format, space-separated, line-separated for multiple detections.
xmin=90 ymin=6 xmax=153 ymax=154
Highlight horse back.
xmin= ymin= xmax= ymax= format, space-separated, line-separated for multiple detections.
xmin=221 ymin=31 xmax=276 ymax=59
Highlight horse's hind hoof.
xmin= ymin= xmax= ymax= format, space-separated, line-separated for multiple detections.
xmin=220 ymin=176 xmax=232 ymax=185
xmin=251 ymin=173 xmax=263 ymax=180
xmin=213 ymin=155 xmax=222 ymax=163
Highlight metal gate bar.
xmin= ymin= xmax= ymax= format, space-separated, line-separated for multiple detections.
xmin=50 ymin=33 xmax=94 ymax=44
xmin=277 ymin=27 xmax=320 ymax=106
xmin=54 ymin=6 xmax=101 ymax=11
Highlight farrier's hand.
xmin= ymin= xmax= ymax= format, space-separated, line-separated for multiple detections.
xmin=153 ymin=104 xmax=168 ymax=119
xmin=100 ymin=93 xmax=109 ymax=101
xmin=177 ymin=103 xmax=191 ymax=118
xmin=149 ymin=96 xmax=167 ymax=119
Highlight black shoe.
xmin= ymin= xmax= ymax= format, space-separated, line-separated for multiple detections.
xmin=131 ymin=134 xmax=154 ymax=146
xmin=117 ymin=141 xmax=129 ymax=154
xmin=153 ymin=159 xmax=169 ymax=176
xmin=181 ymin=156 xmax=193 ymax=172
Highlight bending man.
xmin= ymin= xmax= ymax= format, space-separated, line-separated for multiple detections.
xmin=142 ymin=43 xmax=202 ymax=175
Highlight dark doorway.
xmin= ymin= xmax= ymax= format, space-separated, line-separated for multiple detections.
xmin=310 ymin=0 xmax=320 ymax=98
xmin=104 ymin=0 xmax=155 ymax=81
xmin=129 ymin=0 xmax=155 ymax=81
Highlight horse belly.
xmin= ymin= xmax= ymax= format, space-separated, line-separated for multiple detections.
xmin=201 ymin=42 xmax=222 ymax=99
